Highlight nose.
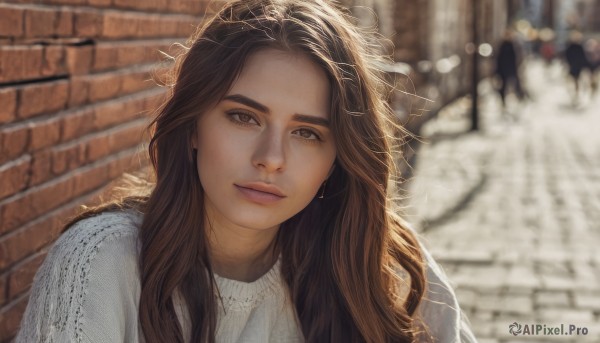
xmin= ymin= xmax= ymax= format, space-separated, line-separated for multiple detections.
xmin=252 ymin=128 xmax=286 ymax=173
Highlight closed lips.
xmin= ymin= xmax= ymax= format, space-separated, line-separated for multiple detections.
xmin=235 ymin=183 xmax=286 ymax=197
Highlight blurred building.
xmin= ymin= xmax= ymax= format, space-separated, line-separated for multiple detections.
xmin=343 ymin=0 xmax=510 ymax=133
xmin=510 ymin=0 xmax=600 ymax=50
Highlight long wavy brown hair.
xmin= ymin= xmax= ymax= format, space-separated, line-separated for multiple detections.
xmin=66 ymin=0 xmax=427 ymax=342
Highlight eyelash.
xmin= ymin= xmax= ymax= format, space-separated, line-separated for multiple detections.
xmin=227 ymin=111 xmax=258 ymax=126
xmin=226 ymin=111 xmax=323 ymax=142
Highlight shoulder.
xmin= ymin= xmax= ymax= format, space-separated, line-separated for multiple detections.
xmin=58 ymin=209 xmax=142 ymax=247
xmin=16 ymin=210 xmax=144 ymax=343
xmin=46 ymin=209 xmax=143 ymax=288
xmin=401 ymin=224 xmax=477 ymax=342
xmin=416 ymin=242 xmax=477 ymax=342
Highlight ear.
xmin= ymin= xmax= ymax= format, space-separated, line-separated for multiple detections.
xmin=190 ymin=133 xmax=197 ymax=150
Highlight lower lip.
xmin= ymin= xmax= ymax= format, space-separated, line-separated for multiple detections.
xmin=234 ymin=185 xmax=285 ymax=204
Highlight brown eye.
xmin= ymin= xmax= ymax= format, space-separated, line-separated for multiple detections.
xmin=293 ymin=128 xmax=320 ymax=140
xmin=238 ymin=113 xmax=253 ymax=123
xmin=228 ymin=112 xmax=259 ymax=125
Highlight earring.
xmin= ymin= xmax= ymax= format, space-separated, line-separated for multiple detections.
xmin=318 ymin=180 xmax=327 ymax=199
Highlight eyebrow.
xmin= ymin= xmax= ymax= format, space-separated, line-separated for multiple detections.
xmin=223 ymin=94 xmax=330 ymax=128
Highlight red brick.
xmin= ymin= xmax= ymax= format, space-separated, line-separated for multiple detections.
xmin=0 ymin=46 xmax=43 ymax=83
xmin=157 ymin=17 xmax=180 ymax=36
xmin=0 ymin=155 xmax=31 ymax=200
xmin=166 ymin=0 xmax=187 ymax=13
xmin=55 ymin=9 xmax=73 ymax=36
xmin=72 ymin=161 xmax=109 ymax=195
xmin=42 ymin=45 xmax=67 ymax=77
xmin=73 ymin=9 xmax=103 ymax=38
xmin=114 ymin=0 xmax=142 ymax=11
xmin=91 ymin=92 xmax=154 ymax=130
xmin=198 ymin=0 xmax=218 ymax=15
xmin=177 ymin=20 xmax=197 ymax=37
xmin=156 ymin=0 xmax=171 ymax=12
xmin=112 ymin=122 xmax=145 ymax=148
xmin=124 ymin=93 xmax=151 ymax=117
xmin=87 ymin=72 xmax=122 ymax=102
xmin=92 ymin=100 xmax=126 ymax=129
xmin=92 ymin=43 xmax=119 ymax=71
xmin=17 ymin=80 xmax=69 ymax=119
xmin=145 ymin=42 xmax=170 ymax=63
xmin=144 ymin=89 xmax=168 ymax=110
xmin=66 ymin=45 xmax=93 ymax=75
xmin=154 ymin=42 xmax=174 ymax=54
xmin=87 ymin=0 xmax=112 ymax=6
xmin=93 ymin=41 xmax=174 ymax=72
xmin=0 ymin=88 xmax=17 ymax=124
xmin=169 ymin=0 xmax=210 ymax=15
xmin=102 ymin=12 xmax=138 ymax=39
xmin=61 ymin=108 xmax=95 ymax=141
xmin=151 ymin=0 xmax=168 ymax=11
xmin=7 ymin=251 xmax=46 ymax=300
xmin=0 ymin=177 xmax=75 ymax=235
xmin=130 ymin=91 xmax=156 ymax=113
xmin=52 ymin=142 xmax=86 ymax=175
xmin=0 ymin=5 xmax=24 ymax=37
xmin=28 ymin=116 xmax=61 ymax=151
xmin=54 ymin=203 xmax=84 ymax=234
xmin=0 ymin=219 xmax=56 ymax=270
xmin=116 ymin=43 xmax=146 ymax=65
xmin=86 ymin=125 xmax=142 ymax=162
xmin=0 ymin=124 xmax=29 ymax=164
xmin=121 ymin=70 xmax=154 ymax=94
xmin=86 ymin=134 xmax=110 ymax=161
xmin=0 ymin=196 xmax=32 ymax=236
xmin=43 ymin=0 xmax=84 ymax=4
xmin=140 ymin=16 xmax=160 ymax=37
xmin=107 ymin=148 xmax=144 ymax=178
xmin=0 ymin=274 xmax=6 ymax=306
xmin=136 ymin=15 xmax=162 ymax=37
xmin=0 ymin=294 xmax=28 ymax=342
xmin=113 ymin=0 xmax=164 ymax=11
xmin=24 ymin=7 xmax=56 ymax=37
xmin=86 ymin=121 xmax=145 ymax=162
xmin=29 ymin=149 xmax=52 ymax=186
xmin=68 ymin=76 xmax=90 ymax=106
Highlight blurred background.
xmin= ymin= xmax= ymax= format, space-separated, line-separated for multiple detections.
xmin=0 ymin=0 xmax=599 ymax=342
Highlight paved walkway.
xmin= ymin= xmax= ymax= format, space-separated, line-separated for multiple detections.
xmin=406 ymin=59 xmax=600 ymax=342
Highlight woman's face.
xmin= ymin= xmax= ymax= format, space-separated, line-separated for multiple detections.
xmin=192 ymin=49 xmax=336 ymax=231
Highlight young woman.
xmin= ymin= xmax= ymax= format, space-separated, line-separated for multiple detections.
xmin=16 ymin=1 xmax=476 ymax=342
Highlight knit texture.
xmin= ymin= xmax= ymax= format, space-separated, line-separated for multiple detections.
xmin=15 ymin=211 xmax=476 ymax=343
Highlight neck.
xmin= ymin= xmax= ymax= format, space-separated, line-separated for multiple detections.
xmin=204 ymin=205 xmax=280 ymax=283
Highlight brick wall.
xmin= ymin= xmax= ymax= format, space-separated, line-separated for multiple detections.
xmin=0 ymin=1 xmax=219 ymax=341
xmin=392 ymin=0 xmax=508 ymax=121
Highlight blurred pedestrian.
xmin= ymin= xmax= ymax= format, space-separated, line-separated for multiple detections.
xmin=584 ymin=38 xmax=600 ymax=94
xmin=539 ymin=28 xmax=556 ymax=66
xmin=494 ymin=30 xmax=526 ymax=110
xmin=564 ymin=31 xmax=591 ymax=102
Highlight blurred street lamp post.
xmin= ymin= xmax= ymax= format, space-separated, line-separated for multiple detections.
xmin=470 ymin=0 xmax=479 ymax=131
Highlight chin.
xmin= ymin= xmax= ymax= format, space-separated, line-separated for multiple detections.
xmin=228 ymin=204 xmax=300 ymax=230
xmin=232 ymin=216 xmax=284 ymax=231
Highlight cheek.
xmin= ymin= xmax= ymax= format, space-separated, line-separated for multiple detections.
xmin=195 ymin=124 xmax=240 ymax=182
xmin=288 ymin=147 xmax=336 ymax=192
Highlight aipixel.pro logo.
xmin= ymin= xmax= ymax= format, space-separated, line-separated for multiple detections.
xmin=509 ymin=322 xmax=588 ymax=336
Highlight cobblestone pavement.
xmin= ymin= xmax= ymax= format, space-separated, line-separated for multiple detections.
xmin=406 ymin=59 xmax=600 ymax=342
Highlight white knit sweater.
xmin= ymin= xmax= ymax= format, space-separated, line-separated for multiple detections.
xmin=15 ymin=211 xmax=477 ymax=343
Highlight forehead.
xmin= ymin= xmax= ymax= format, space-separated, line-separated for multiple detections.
xmin=227 ymin=49 xmax=331 ymax=118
